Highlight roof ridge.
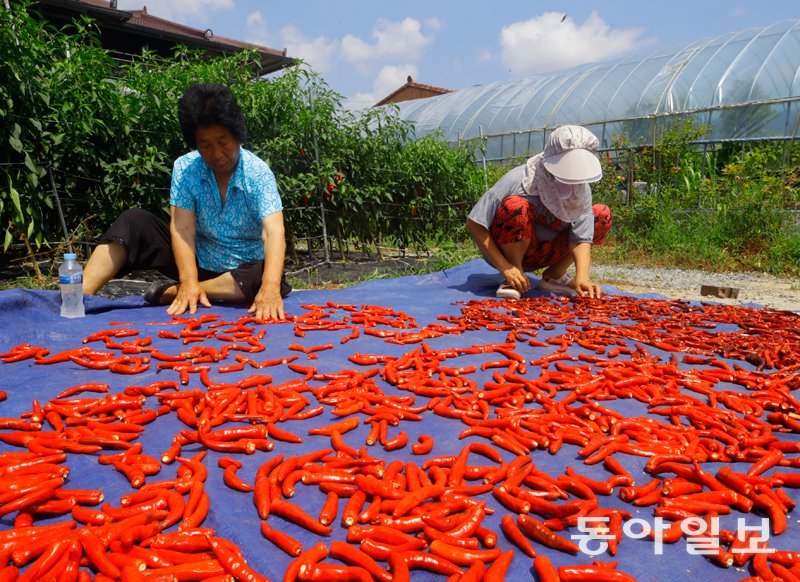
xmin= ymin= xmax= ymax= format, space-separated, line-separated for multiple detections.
xmin=127 ymin=8 xmax=283 ymax=54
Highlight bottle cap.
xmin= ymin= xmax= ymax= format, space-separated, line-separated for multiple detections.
xmin=64 ymin=253 xmax=77 ymax=260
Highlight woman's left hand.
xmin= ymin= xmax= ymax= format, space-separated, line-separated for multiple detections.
xmin=248 ymin=284 xmax=285 ymax=320
xmin=574 ymin=278 xmax=602 ymax=298
xmin=167 ymin=280 xmax=211 ymax=315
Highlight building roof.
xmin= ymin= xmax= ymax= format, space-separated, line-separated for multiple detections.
xmin=374 ymin=76 xmax=453 ymax=107
xmin=33 ymin=0 xmax=295 ymax=75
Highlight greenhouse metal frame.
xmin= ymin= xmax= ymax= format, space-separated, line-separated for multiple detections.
xmin=393 ymin=19 xmax=800 ymax=165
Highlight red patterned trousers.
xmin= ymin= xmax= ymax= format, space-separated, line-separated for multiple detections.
xmin=489 ymin=197 xmax=612 ymax=270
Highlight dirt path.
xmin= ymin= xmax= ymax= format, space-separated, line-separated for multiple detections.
xmin=592 ymin=264 xmax=800 ymax=312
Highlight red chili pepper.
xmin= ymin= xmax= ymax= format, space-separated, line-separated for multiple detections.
xmin=270 ymin=500 xmax=332 ymax=536
xmin=259 ymin=519 xmax=302 ymax=557
xmin=136 ymin=558 xmax=225 ymax=579
xmin=0 ymin=481 xmax=59 ymax=518
xmin=517 ymin=514 xmax=580 ymax=554
xmin=500 ymin=514 xmax=536 ymax=557
xmin=308 ymin=417 xmax=360 ymax=436
xmin=217 ymin=457 xmax=253 ymax=493
xmin=283 ymin=540 xmax=328 ymax=581
xmin=346 ymin=524 xmax=425 ymax=550
xmin=530 ymin=555 xmax=559 ymax=582
xmin=392 ymin=484 xmax=445 ymax=518
xmin=391 ymin=550 xmax=456 ymax=576
xmin=205 ymin=535 xmax=267 ymax=582
xmin=287 ymin=362 xmax=317 ymax=379
xmin=349 ymin=540 xmax=409 ymax=565
xmin=752 ymin=492 xmax=788 ymax=535
xmin=340 ymin=490 xmax=367 ymax=528
xmin=747 ymin=448 xmax=783 ymax=476
xmin=1 ymin=344 xmax=51 ymax=363
xmin=493 ymin=486 xmax=531 ymax=514
xmin=558 ymin=564 xmax=638 ymax=581
xmin=341 ymin=327 xmax=361 ymax=344
xmin=313 ymin=490 xmax=338 ymax=527
xmin=444 ymin=504 xmax=486 ymax=538
xmin=33 ymin=539 xmax=76 ymax=580
xmin=16 ymin=536 xmax=72 ymax=582
xmin=384 ymin=430 xmax=408 ymax=452
xmin=308 ymin=343 xmax=334 ymax=354
xmin=473 ymin=527 xmax=497 ymax=550
xmin=478 ymin=549 xmax=511 ymax=581
xmin=423 ymin=526 xmax=480 ymax=549
xmin=428 ymin=539 xmax=501 ymax=566
xmin=329 ymin=541 xmax=391 ymax=582
xmin=79 ymin=528 xmax=122 ymax=579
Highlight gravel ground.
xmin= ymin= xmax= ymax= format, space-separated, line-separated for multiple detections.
xmin=592 ymin=264 xmax=800 ymax=313
xmin=94 ymin=261 xmax=800 ymax=313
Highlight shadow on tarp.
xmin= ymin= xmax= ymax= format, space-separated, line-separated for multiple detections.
xmin=0 ymin=259 xmax=791 ymax=581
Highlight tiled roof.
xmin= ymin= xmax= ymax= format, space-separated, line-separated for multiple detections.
xmin=79 ymin=0 xmax=116 ymax=7
xmin=374 ymin=76 xmax=453 ymax=107
xmin=36 ymin=0 xmax=292 ymax=69
xmin=125 ymin=8 xmax=286 ymax=57
xmin=406 ymin=81 xmax=452 ymax=94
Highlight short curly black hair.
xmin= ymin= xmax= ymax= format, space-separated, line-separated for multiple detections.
xmin=178 ymin=83 xmax=247 ymax=149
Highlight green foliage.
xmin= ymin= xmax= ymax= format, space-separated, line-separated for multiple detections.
xmin=0 ymin=4 xmax=484 ymax=261
xmin=592 ymin=118 xmax=800 ymax=275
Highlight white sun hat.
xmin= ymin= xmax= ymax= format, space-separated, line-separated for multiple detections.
xmin=542 ymin=125 xmax=602 ymax=184
xmin=522 ymin=125 xmax=603 ymax=223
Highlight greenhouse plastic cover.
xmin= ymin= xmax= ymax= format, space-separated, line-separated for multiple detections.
xmin=0 ymin=260 xmax=798 ymax=580
xmin=393 ymin=19 xmax=800 ymax=160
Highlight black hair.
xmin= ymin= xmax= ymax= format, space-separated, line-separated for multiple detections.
xmin=177 ymin=83 xmax=247 ymax=149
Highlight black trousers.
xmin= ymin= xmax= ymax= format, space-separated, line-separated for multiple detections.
xmin=99 ymin=208 xmax=291 ymax=302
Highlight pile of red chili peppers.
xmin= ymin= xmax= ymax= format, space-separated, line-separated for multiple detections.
xmin=0 ymin=294 xmax=798 ymax=581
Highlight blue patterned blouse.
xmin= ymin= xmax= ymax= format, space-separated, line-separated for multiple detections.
xmin=169 ymin=148 xmax=283 ymax=272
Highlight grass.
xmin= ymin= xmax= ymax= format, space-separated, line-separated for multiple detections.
xmin=592 ymin=200 xmax=800 ymax=277
xmin=286 ymin=242 xmax=480 ymax=291
xmin=287 ymin=266 xmax=391 ymax=291
xmin=0 ymin=274 xmax=56 ymax=292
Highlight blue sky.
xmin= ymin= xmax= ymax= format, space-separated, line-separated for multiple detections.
xmin=118 ymin=1 xmax=799 ymax=108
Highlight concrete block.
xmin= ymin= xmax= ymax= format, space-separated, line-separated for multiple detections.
xmin=700 ymin=285 xmax=740 ymax=299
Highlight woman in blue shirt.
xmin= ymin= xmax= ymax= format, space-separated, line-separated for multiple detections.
xmin=82 ymin=83 xmax=290 ymax=320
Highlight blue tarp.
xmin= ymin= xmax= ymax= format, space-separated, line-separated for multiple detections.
xmin=0 ymin=259 xmax=796 ymax=580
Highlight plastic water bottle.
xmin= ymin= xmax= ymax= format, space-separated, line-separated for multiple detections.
xmin=59 ymin=252 xmax=85 ymax=318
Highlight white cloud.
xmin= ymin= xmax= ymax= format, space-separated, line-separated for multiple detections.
xmin=345 ymin=92 xmax=379 ymax=110
xmin=278 ymin=26 xmax=338 ymax=74
xmin=115 ymin=0 xmax=234 ymax=23
xmin=728 ymin=6 xmax=748 ymax=18
xmin=500 ymin=11 xmax=645 ymax=75
xmin=375 ymin=64 xmax=419 ymax=99
xmin=424 ymin=17 xmax=443 ymax=33
xmin=345 ymin=64 xmax=419 ymax=110
xmin=245 ymin=11 xmax=266 ymax=32
xmin=477 ymin=50 xmax=493 ymax=64
xmin=243 ymin=14 xmax=336 ymax=72
xmin=342 ymin=18 xmax=434 ymax=66
xmin=244 ymin=11 xmax=268 ymax=46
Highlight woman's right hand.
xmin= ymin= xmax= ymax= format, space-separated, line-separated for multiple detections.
xmin=501 ymin=264 xmax=531 ymax=293
xmin=167 ymin=280 xmax=211 ymax=315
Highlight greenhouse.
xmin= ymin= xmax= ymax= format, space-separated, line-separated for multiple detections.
xmin=393 ymin=19 xmax=800 ymax=162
